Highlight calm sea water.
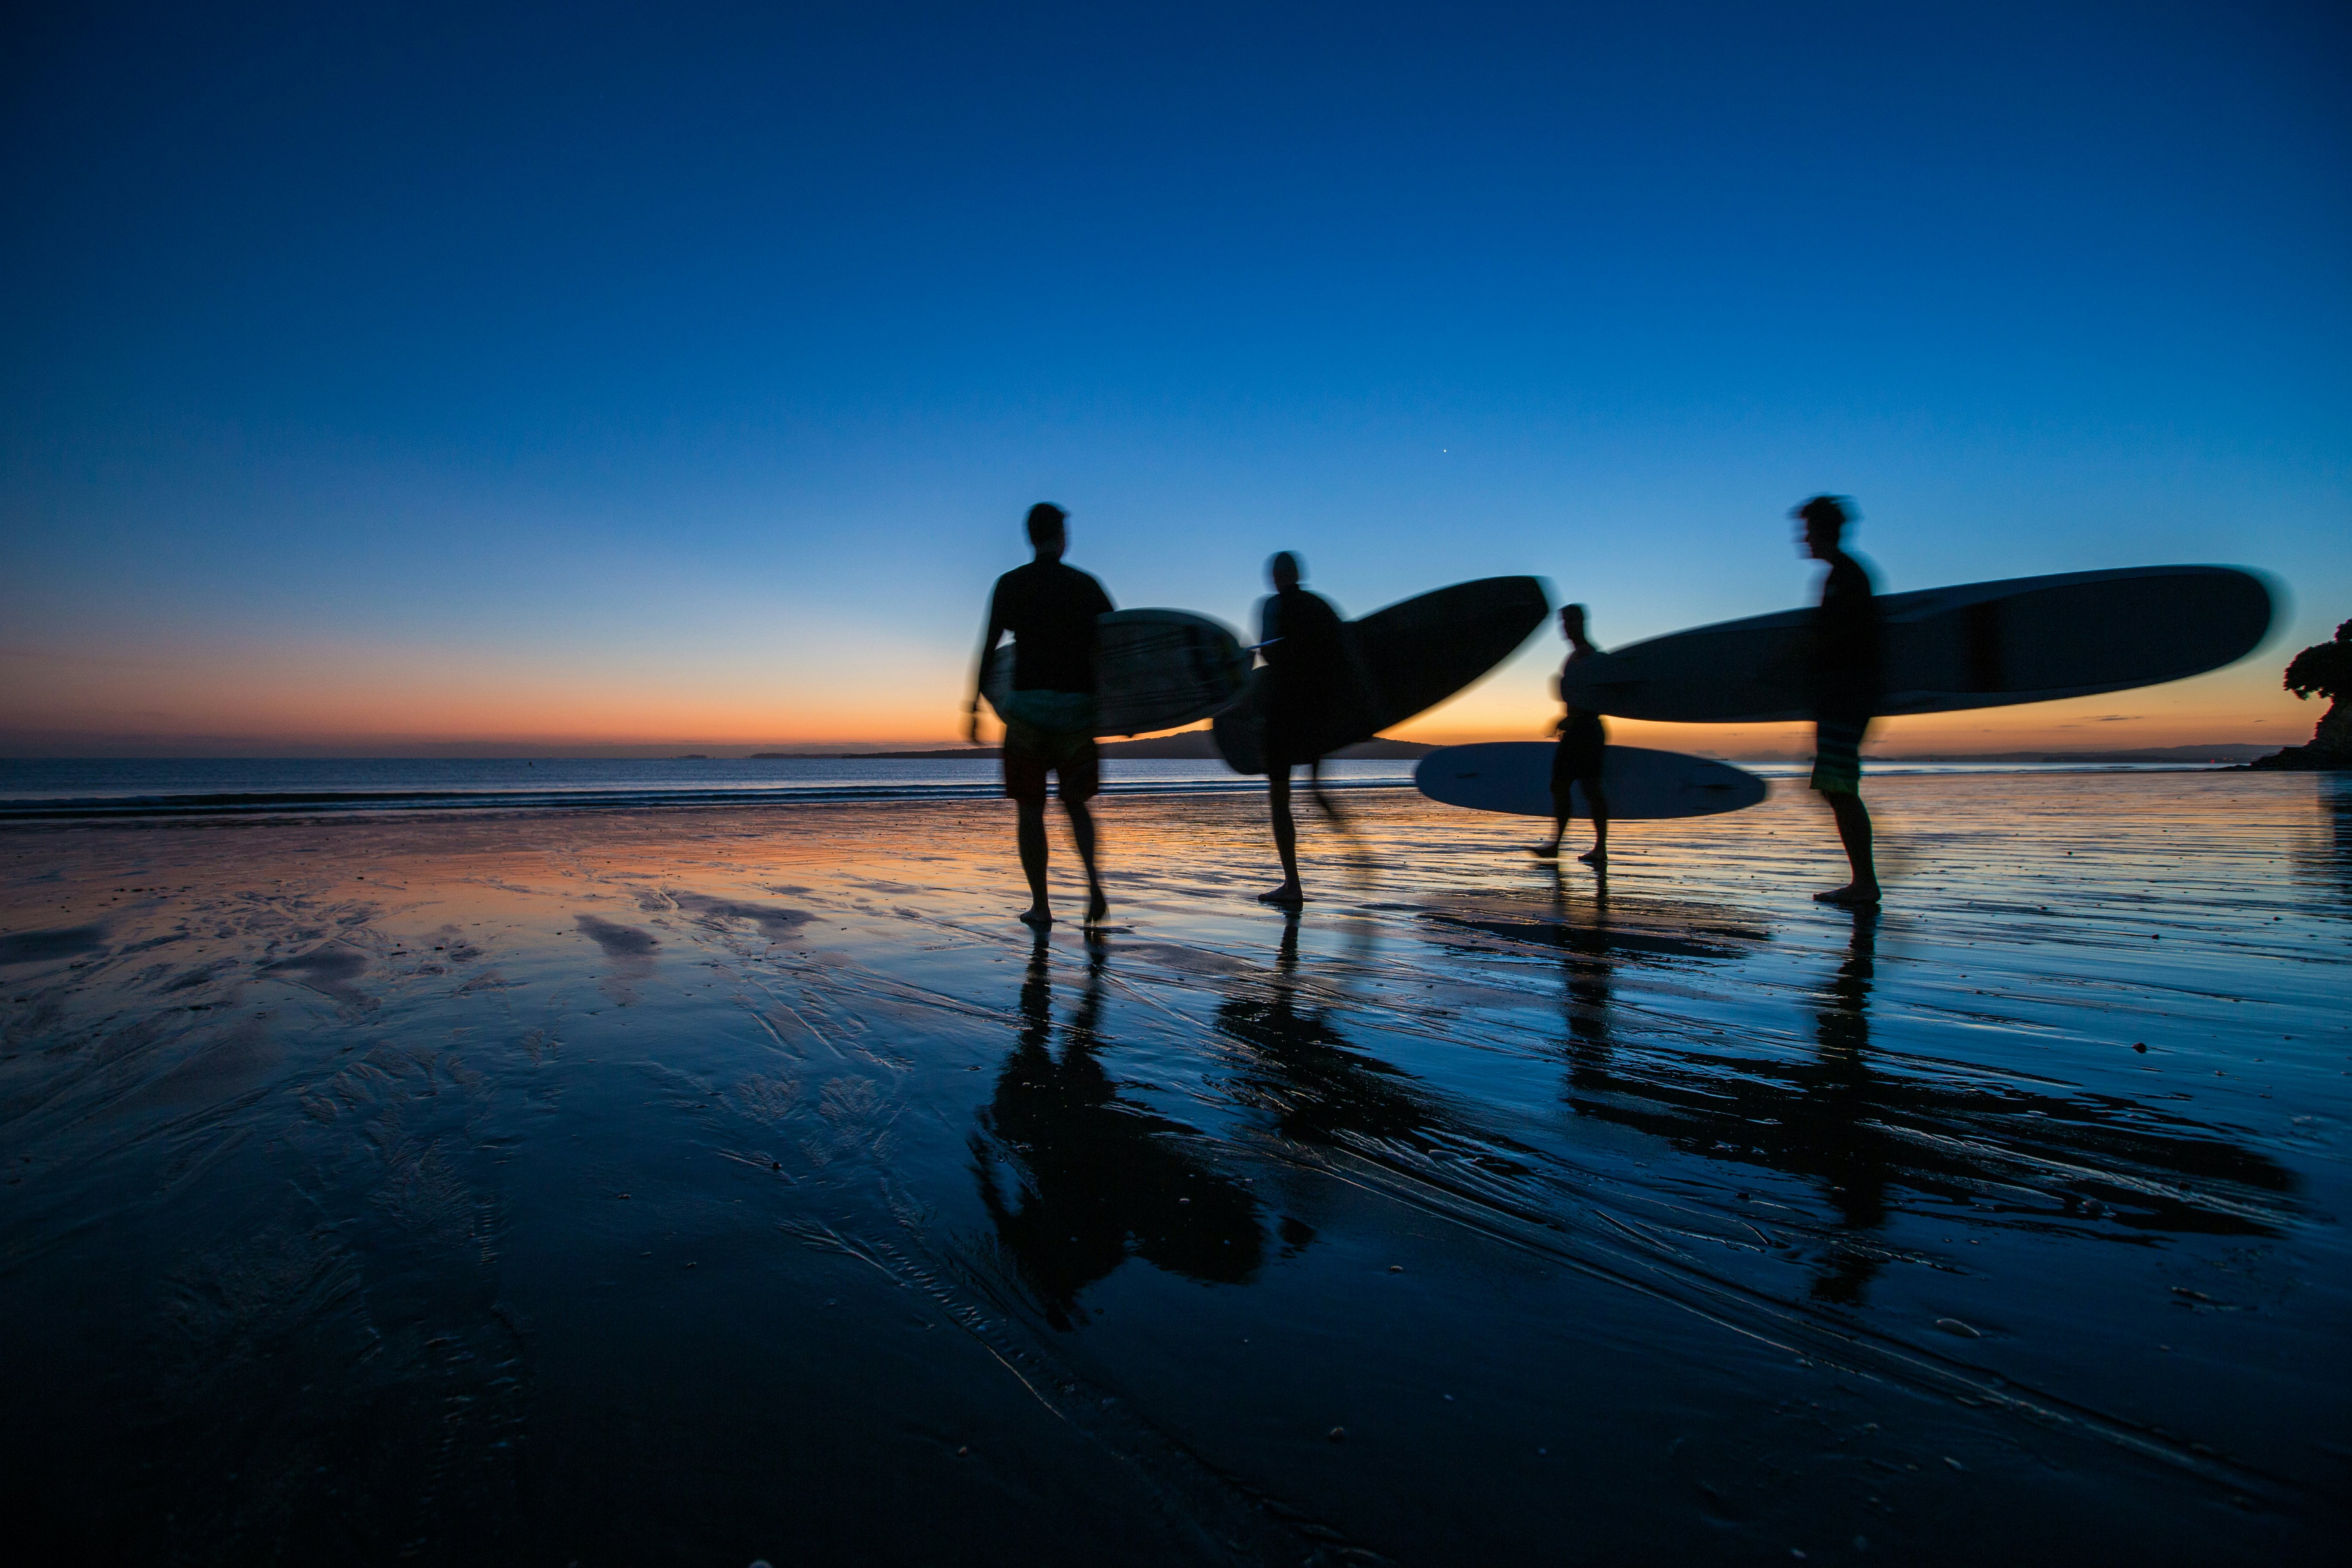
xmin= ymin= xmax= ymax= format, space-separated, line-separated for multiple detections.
xmin=0 ymin=755 xmax=2225 ymax=818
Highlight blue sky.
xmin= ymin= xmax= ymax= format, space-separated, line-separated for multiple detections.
xmin=3 ymin=1 xmax=2346 ymax=750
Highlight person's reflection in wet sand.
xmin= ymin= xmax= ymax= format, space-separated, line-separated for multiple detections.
xmin=1550 ymin=903 xmax=2294 ymax=1277
xmin=971 ymin=934 xmax=1262 ymax=1329
xmin=1217 ymin=918 xmax=1487 ymax=1163
xmin=1545 ymin=864 xmax=1615 ymax=1091
xmin=1531 ymin=892 xmax=1870 ymax=1298
xmin=1801 ymin=910 xmax=1890 ymax=1303
xmin=1534 ymin=898 xmax=1894 ymax=1299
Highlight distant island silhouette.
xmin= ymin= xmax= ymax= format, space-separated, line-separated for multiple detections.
xmin=1874 ymin=744 xmax=2277 ymax=765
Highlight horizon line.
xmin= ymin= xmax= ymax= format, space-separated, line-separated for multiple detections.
xmin=0 ymin=740 xmax=2289 ymax=762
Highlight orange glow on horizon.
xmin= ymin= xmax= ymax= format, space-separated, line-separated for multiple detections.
xmin=1 ymin=631 xmax=2323 ymax=756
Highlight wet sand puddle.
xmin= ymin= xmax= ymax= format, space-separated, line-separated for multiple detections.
xmin=0 ymin=772 xmax=2344 ymax=1564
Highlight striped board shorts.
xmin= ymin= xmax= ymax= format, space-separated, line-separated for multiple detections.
xmin=1810 ymin=716 xmax=1870 ymax=795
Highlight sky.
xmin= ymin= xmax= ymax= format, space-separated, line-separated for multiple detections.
xmin=3 ymin=0 xmax=2346 ymax=757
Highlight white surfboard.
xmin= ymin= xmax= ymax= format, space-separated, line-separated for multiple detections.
xmin=1561 ymin=564 xmax=2277 ymax=723
xmin=1415 ymin=743 xmax=1768 ymax=820
xmin=984 ymin=608 xmax=1248 ymax=738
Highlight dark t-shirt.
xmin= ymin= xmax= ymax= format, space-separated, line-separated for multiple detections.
xmin=1558 ymin=646 xmax=1603 ymax=723
xmin=989 ymin=561 xmax=1115 ymax=694
xmin=1812 ymin=552 xmax=1883 ymax=720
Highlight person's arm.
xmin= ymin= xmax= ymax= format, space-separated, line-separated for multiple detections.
xmin=969 ymin=587 xmax=1006 ymax=744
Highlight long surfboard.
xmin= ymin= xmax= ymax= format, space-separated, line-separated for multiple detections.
xmin=1415 ymin=742 xmax=1768 ymax=820
xmin=1561 ymin=565 xmax=2277 ymax=723
xmin=1213 ymin=577 xmax=1552 ymax=775
xmin=983 ymin=608 xmax=1248 ymax=738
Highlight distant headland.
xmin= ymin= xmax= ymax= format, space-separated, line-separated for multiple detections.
xmin=1874 ymin=744 xmax=2277 ymax=765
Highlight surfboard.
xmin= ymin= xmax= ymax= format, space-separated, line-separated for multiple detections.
xmin=1561 ymin=565 xmax=2277 ymax=723
xmin=1415 ymin=743 xmax=1768 ymax=820
xmin=1213 ymin=576 xmax=1552 ymax=774
xmin=983 ymin=608 xmax=1249 ymax=738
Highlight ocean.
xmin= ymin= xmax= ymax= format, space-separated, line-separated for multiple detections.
xmin=0 ymin=753 xmax=2234 ymax=820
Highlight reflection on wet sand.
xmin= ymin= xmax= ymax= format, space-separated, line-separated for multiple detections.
xmin=974 ymin=935 xmax=1262 ymax=1327
xmin=1481 ymin=886 xmax=2302 ymax=1299
xmin=1551 ymin=865 xmax=1614 ymax=1090
xmin=0 ymin=772 xmax=2341 ymax=1562
xmin=1802 ymin=910 xmax=1889 ymax=1301
xmin=1213 ymin=917 xmax=1531 ymax=1180
xmin=2318 ymin=776 xmax=2352 ymax=906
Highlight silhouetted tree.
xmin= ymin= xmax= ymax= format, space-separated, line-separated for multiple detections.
xmin=2283 ymin=619 xmax=2352 ymax=756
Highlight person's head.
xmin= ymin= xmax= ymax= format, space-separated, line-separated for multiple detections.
xmin=1560 ymin=603 xmax=1589 ymax=643
xmin=1026 ymin=502 xmax=1068 ymax=560
xmin=1268 ymin=551 xmax=1302 ymax=591
xmin=1792 ymin=494 xmax=1854 ymax=561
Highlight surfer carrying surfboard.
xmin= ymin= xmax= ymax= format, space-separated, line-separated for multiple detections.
xmin=969 ymin=503 xmax=1115 ymax=928
xmin=1795 ymin=495 xmax=1884 ymax=906
xmin=1255 ymin=551 xmax=1378 ymax=908
xmin=1530 ymin=603 xmax=1610 ymax=866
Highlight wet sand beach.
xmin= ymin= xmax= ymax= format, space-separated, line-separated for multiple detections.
xmin=2 ymin=772 xmax=2345 ymax=1564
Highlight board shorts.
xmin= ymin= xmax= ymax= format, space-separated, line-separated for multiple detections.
xmin=1810 ymin=714 xmax=1871 ymax=795
xmin=1550 ymin=712 xmax=1607 ymax=796
xmin=1262 ymin=689 xmax=1320 ymax=773
xmin=999 ymin=690 xmax=1100 ymax=808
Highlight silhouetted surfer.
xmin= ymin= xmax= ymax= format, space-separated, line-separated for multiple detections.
xmin=1531 ymin=603 xmax=1610 ymax=865
xmin=970 ymin=503 xmax=1115 ymax=927
xmin=1795 ymin=495 xmax=1883 ymax=906
xmin=1256 ymin=551 xmax=1375 ymax=907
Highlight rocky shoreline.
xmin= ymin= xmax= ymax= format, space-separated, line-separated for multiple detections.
xmin=2245 ymin=742 xmax=2352 ymax=772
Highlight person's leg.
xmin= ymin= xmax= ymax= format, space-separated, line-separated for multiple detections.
xmin=1270 ymin=767 xmax=1300 ymax=885
xmin=1260 ymin=764 xmax=1304 ymax=903
xmin=1535 ymin=740 xmax=1574 ymax=858
xmin=1808 ymin=717 xmax=1879 ymax=904
xmin=1015 ymin=800 xmax=1052 ymax=924
xmin=1064 ymin=799 xmax=1107 ymax=922
xmin=1056 ymin=740 xmax=1108 ymax=923
xmin=1533 ymin=794 xmax=1568 ymax=857
xmin=1580 ymin=778 xmax=1610 ymax=863
xmin=1004 ymin=731 xmax=1054 ymax=925
xmin=1306 ymin=758 xmax=1366 ymax=871
xmin=1824 ymin=791 xmax=1877 ymax=899
xmin=1306 ymin=758 xmax=1342 ymax=823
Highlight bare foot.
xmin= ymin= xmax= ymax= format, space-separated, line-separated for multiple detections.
xmin=1577 ymin=848 xmax=1606 ymax=865
xmin=1083 ymin=893 xmax=1109 ymax=925
xmin=1017 ymin=906 xmax=1054 ymax=928
xmin=1528 ymin=844 xmax=1561 ymax=861
xmin=1257 ymin=882 xmax=1305 ymax=906
xmin=1813 ymin=884 xmax=1881 ymax=907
